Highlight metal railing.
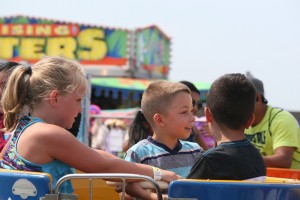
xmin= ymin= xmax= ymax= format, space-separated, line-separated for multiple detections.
xmin=52 ymin=173 xmax=163 ymax=200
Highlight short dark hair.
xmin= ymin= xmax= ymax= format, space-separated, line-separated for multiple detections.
xmin=0 ymin=61 xmax=20 ymax=74
xmin=207 ymin=73 xmax=256 ymax=130
xmin=179 ymin=81 xmax=200 ymax=95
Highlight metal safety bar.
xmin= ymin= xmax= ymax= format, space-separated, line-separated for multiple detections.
xmin=54 ymin=173 xmax=164 ymax=200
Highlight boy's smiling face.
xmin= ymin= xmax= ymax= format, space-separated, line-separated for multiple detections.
xmin=161 ymin=92 xmax=195 ymax=140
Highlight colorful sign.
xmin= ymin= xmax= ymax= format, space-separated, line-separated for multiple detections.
xmin=0 ymin=16 xmax=129 ymax=66
xmin=135 ymin=25 xmax=171 ymax=77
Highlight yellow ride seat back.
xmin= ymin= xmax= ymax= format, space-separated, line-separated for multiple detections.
xmin=72 ymin=170 xmax=119 ymax=200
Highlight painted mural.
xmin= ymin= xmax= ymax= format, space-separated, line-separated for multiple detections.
xmin=135 ymin=25 xmax=171 ymax=76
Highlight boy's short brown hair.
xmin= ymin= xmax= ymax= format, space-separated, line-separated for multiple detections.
xmin=207 ymin=73 xmax=256 ymax=130
xmin=141 ymin=80 xmax=191 ymax=126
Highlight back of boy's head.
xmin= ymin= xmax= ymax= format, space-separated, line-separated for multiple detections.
xmin=141 ymin=80 xmax=191 ymax=126
xmin=2 ymin=56 xmax=87 ymax=131
xmin=207 ymin=73 xmax=256 ymax=130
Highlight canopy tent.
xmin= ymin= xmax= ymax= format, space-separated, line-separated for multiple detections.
xmin=91 ymin=77 xmax=211 ymax=92
xmin=91 ymin=107 xmax=139 ymax=120
xmin=91 ymin=77 xmax=211 ymax=108
xmin=91 ymin=77 xmax=152 ymax=92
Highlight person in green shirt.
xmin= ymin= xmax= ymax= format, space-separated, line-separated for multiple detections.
xmin=245 ymin=75 xmax=300 ymax=169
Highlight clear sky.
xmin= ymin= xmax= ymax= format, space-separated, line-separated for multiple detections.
xmin=1 ymin=0 xmax=300 ymax=111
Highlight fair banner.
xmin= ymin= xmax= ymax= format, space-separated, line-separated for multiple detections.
xmin=0 ymin=16 xmax=129 ymax=66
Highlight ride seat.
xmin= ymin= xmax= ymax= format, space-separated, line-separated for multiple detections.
xmin=167 ymin=178 xmax=300 ymax=200
xmin=0 ymin=168 xmax=52 ymax=200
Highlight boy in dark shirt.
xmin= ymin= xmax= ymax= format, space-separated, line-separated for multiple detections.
xmin=187 ymin=73 xmax=266 ymax=181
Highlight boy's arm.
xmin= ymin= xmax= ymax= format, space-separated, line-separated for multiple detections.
xmin=124 ymin=181 xmax=162 ymax=200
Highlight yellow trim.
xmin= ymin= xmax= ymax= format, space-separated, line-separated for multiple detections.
xmin=73 ymin=170 xmax=119 ymax=200
xmin=178 ymin=176 xmax=300 ymax=184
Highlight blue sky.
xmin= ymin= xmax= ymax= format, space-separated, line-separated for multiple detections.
xmin=1 ymin=0 xmax=300 ymax=111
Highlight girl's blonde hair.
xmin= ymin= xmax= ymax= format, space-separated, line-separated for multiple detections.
xmin=2 ymin=56 xmax=87 ymax=131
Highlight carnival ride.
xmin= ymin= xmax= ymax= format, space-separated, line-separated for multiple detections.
xmin=1 ymin=15 xmax=300 ymax=200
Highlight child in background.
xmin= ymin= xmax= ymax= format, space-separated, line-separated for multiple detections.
xmin=187 ymin=73 xmax=266 ymax=180
xmin=0 ymin=56 xmax=178 ymax=194
xmin=92 ymin=118 xmax=126 ymax=157
xmin=91 ymin=118 xmax=109 ymax=150
xmin=106 ymin=119 xmax=127 ymax=156
xmin=123 ymin=110 xmax=154 ymax=152
xmin=0 ymin=61 xmax=20 ymax=152
xmin=124 ymin=81 xmax=203 ymax=199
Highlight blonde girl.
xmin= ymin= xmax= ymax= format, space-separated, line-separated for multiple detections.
xmin=0 ymin=56 xmax=178 ymax=193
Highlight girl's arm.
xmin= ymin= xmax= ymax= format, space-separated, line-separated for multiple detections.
xmin=29 ymin=125 xmax=179 ymax=183
xmin=94 ymin=149 xmax=120 ymax=158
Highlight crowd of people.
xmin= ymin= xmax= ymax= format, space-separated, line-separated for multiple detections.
xmin=0 ymin=56 xmax=299 ymax=200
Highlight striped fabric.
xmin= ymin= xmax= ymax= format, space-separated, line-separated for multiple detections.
xmin=125 ymin=136 xmax=202 ymax=178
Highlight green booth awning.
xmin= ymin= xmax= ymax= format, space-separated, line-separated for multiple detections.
xmin=91 ymin=77 xmax=211 ymax=92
